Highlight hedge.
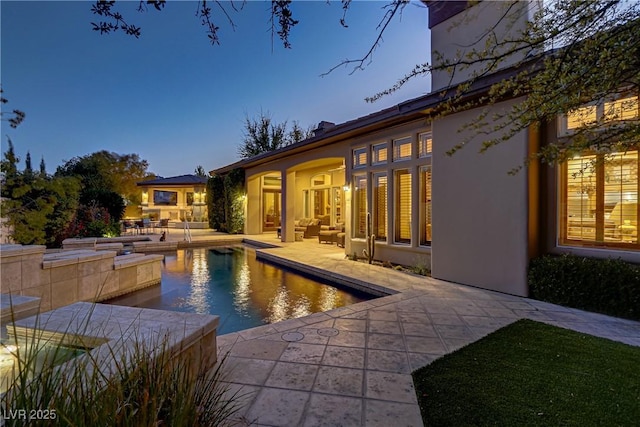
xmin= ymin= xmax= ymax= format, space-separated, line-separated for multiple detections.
xmin=528 ymin=254 xmax=640 ymax=321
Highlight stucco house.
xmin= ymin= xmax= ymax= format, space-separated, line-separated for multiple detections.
xmin=210 ymin=1 xmax=639 ymax=297
xmin=136 ymin=174 xmax=208 ymax=224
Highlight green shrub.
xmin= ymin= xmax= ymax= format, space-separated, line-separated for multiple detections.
xmin=529 ymin=254 xmax=640 ymax=320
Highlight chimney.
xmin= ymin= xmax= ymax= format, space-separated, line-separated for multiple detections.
xmin=313 ymin=121 xmax=336 ymax=137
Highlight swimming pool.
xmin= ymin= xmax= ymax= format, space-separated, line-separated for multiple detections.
xmin=106 ymin=246 xmax=373 ymax=335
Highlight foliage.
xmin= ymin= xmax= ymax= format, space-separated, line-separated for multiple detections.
xmin=371 ymin=1 xmax=640 ymax=170
xmin=207 ymin=174 xmax=225 ymax=230
xmin=79 ymin=188 xmax=126 ymax=223
xmin=237 ymin=112 xmax=314 ymax=159
xmin=0 ymin=86 xmax=26 ymax=128
xmin=413 ymin=319 xmax=640 ymax=426
xmin=411 ymin=257 xmax=430 ymax=276
xmin=222 ymin=168 xmax=245 ymax=234
xmin=1 ymin=139 xmax=80 ymax=247
xmin=90 ymin=0 xmax=304 ymax=49
xmin=529 ymin=254 xmax=640 ymax=321
xmin=194 ymin=165 xmax=208 ymax=177
xmin=2 ymin=306 xmax=249 ymax=427
xmin=63 ymin=202 xmax=121 ymax=239
xmin=56 ymin=150 xmax=154 ymax=207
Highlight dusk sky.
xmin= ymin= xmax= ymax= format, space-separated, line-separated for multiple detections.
xmin=2 ymin=1 xmax=430 ymax=177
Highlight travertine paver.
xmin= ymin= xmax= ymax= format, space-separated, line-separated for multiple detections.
xmin=155 ymin=231 xmax=640 ymax=426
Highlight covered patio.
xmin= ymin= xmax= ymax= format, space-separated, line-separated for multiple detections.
xmin=244 ymin=155 xmax=348 ymax=246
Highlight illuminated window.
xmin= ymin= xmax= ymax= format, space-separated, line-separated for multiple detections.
xmin=604 ymin=96 xmax=639 ymax=121
xmin=561 ymin=150 xmax=638 ymax=247
xmin=373 ymin=174 xmax=387 ymax=241
xmin=566 ymin=105 xmax=597 ymax=130
xmin=420 ymin=166 xmax=432 ymax=246
xmin=372 ymin=143 xmax=388 ymax=165
xmin=559 ymin=93 xmax=639 ymax=135
xmin=395 ymin=170 xmax=411 ymax=243
xmin=393 ymin=137 xmax=412 ymax=161
xmin=353 ymin=147 xmax=367 ymax=169
xmin=419 ymin=132 xmax=432 ymax=158
xmin=353 ymin=175 xmax=367 ymax=238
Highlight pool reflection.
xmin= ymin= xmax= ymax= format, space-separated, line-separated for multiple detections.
xmin=111 ymin=247 xmax=372 ymax=335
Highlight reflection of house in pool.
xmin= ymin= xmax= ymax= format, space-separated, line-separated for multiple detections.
xmin=136 ymin=174 xmax=208 ymax=225
xmin=209 ymin=1 xmax=639 ymax=298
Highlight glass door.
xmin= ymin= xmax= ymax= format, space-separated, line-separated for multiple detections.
xmin=263 ymin=190 xmax=281 ymax=231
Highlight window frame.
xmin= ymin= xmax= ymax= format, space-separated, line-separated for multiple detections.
xmin=394 ymin=169 xmax=412 ymax=244
xmin=559 ymin=150 xmax=639 ymax=250
xmin=372 ymin=143 xmax=388 ymax=165
xmin=353 ymin=174 xmax=368 ymax=239
xmin=373 ymin=173 xmax=388 ymax=241
xmin=353 ymin=147 xmax=368 ymax=169
xmin=392 ymin=136 xmax=412 ymax=162
xmin=419 ymin=165 xmax=432 ymax=247
xmin=557 ymin=93 xmax=639 ymax=137
xmin=418 ymin=132 xmax=432 ymax=158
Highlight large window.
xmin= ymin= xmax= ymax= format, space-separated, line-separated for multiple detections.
xmin=420 ymin=166 xmax=432 ymax=246
xmin=153 ymin=190 xmax=177 ymax=206
xmin=561 ymin=150 xmax=638 ymax=247
xmin=395 ymin=170 xmax=411 ymax=243
xmin=373 ymin=174 xmax=387 ymax=241
xmin=353 ymin=175 xmax=367 ymax=239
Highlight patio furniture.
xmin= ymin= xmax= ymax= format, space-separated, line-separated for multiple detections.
xmin=121 ymin=220 xmax=136 ymax=235
xmin=336 ymin=232 xmax=345 ymax=247
xmin=295 ymin=218 xmax=322 ymax=238
xmin=318 ymin=230 xmax=338 ymax=244
xmin=318 ymin=223 xmax=346 ymax=245
xmin=135 ymin=219 xmax=154 ymax=235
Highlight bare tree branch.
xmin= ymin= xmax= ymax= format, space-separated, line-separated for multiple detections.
xmin=321 ymin=0 xmax=410 ymax=77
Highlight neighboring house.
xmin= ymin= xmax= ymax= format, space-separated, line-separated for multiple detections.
xmin=211 ymin=1 xmax=639 ymax=297
xmin=136 ymin=175 xmax=208 ymax=223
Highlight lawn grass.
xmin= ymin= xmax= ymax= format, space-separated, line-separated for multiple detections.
xmin=412 ymin=319 xmax=640 ymax=426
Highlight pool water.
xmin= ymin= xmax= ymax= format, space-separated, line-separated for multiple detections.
xmin=0 ymin=338 xmax=85 ymax=394
xmin=106 ymin=246 xmax=373 ymax=335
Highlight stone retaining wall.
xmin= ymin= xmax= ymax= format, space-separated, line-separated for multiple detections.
xmin=1 ymin=244 xmax=163 ymax=312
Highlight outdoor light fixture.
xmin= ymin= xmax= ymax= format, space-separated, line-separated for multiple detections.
xmin=343 ymin=185 xmax=350 ymax=191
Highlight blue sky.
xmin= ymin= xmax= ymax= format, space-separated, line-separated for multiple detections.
xmin=2 ymin=1 xmax=430 ymax=177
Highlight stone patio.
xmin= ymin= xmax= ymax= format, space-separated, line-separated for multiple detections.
xmin=147 ymin=230 xmax=640 ymax=426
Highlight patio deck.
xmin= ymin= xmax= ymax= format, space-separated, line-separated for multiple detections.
xmin=153 ymin=229 xmax=640 ymax=426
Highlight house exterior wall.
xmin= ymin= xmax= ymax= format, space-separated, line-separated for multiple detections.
xmin=138 ymin=184 xmax=207 ymax=222
xmin=346 ymin=119 xmax=433 ymax=267
xmin=430 ymin=0 xmax=541 ymax=91
xmin=431 ymin=97 xmax=532 ymax=296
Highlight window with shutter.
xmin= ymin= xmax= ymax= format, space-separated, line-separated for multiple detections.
xmin=373 ymin=174 xmax=387 ymax=240
xmin=420 ymin=166 xmax=432 ymax=246
xmin=354 ymin=175 xmax=367 ymax=238
xmin=561 ymin=150 xmax=638 ymax=248
xmin=395 ymin=169 xmax=411 ymax=243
